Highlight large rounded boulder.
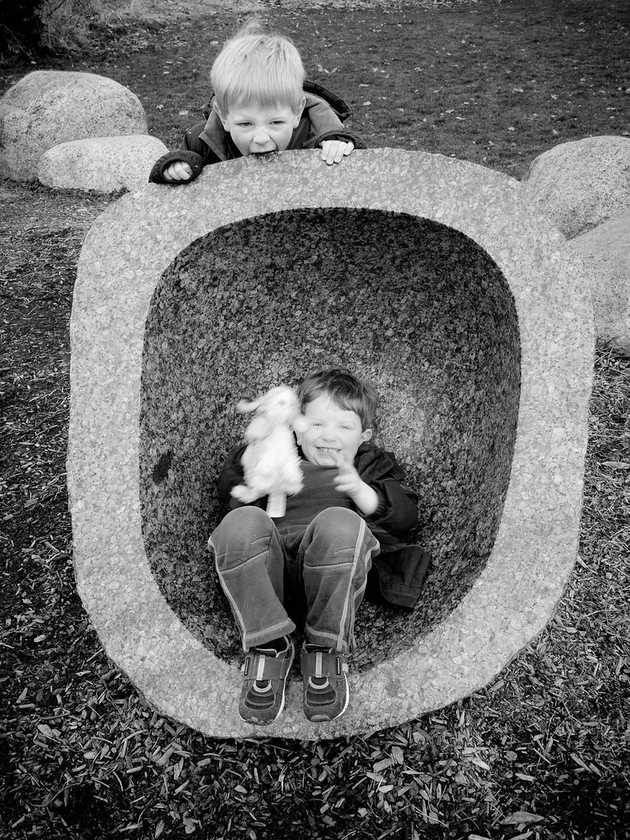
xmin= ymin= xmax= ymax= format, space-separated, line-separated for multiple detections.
xmin=0 ymin=71 xmax=147 ymax=182
xmin=522 ymin=135 xmax=630 ymax=239
xmin=38 ymin=135 xmax=168 ymax=194
xmin=564 ymin=209 xmax=630 ymax=356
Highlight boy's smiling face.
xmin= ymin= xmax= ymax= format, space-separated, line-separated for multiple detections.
xmin=220 ymin=101 xmax=301 ymax=156
xmin=297 ymin=394 xmax=372 ymax=467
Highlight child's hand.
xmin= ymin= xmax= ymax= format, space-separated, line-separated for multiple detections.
xmin=333 ymin=453 xmax=363 ymax=496
xmin=333 ymin=453 xmax=379 ymax=515
xmin=320 ymin=140 xmax=354 ymax=166
xmin=163 ymin=161 xmax=194 ymax=182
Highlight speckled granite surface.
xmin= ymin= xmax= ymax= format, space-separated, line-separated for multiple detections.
xmin=68 ymin=149 xmax=594 ymax=739
xmin=141 ymin=209 xmax=520 ymax=669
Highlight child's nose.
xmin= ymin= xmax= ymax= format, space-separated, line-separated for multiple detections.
xmin=252 ymin=127 xmax=271 ymax=144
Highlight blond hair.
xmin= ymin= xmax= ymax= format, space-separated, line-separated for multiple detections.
xmin=211 ymin=20 xmax=305 ymax=116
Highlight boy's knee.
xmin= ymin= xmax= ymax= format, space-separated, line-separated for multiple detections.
xmin=310 ymin=507 xmax=364 ymax=545
xmin=210 ymin=505 xmax=273 ymax=552
xmin=225 ymin=505 xmax=271 ymax=529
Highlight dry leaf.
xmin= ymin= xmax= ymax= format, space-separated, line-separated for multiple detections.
xmin=502 ymin=811 xmax=545 ymax=825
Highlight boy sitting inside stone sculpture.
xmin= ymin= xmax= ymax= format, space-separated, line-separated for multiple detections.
xmin=208 ymin=368 xmax=430 ymax=726
xmin=149 ymin=20 xmax=363 ymax=184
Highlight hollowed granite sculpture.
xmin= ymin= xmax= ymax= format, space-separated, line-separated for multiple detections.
xmin=67 ymin=149 xmax=594 ymax=739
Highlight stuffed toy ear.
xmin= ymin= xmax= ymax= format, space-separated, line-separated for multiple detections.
xmin=236 ymin=398 xmax=260 ymax=413
xmin=292 ymin=415 xmax=309 ymax=433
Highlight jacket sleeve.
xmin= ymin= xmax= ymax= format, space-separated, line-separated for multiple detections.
xmin=367 ymin=477 xmax=418 ymax=537
xmin=148 ymin=122 xmax=212 ymax=184
xmin=216 ymin=444 xmax=267 ymax=515
xmin=149 ymin=149 xmax=205 ymax=184
xmin=216 ymin=444 xmax=246 ymax=510
xmin=304 ymin=95 xmax=345 ymax=136
xmin=302 ymin=95 xmax=367 ymax=150
xmin=358 ymin=449 xmax=418 ymax=538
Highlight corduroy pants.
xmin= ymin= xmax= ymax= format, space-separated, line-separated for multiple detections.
xmin=208 ymin=505 xmax=379 ymax=652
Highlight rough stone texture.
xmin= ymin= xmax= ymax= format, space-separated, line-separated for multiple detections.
xmin=38 ymin=135 xmax=168 ymax=194
xmin=142 ymin=211 xmax=521 ymax=669
xmin=564 ymin=209 xmax=630 ymax=356
xmin=68 ymin=149 xmax=594 ymax=740
xmin=0 ymin=71 xmax=147 ymax=182
xmin=521 ymin=135 xmax=630 ymax=240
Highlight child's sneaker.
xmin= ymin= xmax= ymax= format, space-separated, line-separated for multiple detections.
xmin=300 ymin=645 xmax=349 ymax=722
xmin=239 ymin=637 xmax=294 ymax=725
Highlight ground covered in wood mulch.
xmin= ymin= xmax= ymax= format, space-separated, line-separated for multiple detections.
xmin=1 ymin=1 xmax=629 ymax=838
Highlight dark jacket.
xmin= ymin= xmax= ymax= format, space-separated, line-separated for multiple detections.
xmin=149 ymin=80 xmax=366 ymax=184
xmin=216 ymin=441 xmax=430 ymax=609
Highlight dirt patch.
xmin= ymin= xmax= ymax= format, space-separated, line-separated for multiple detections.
xmin=103 ymin=0 xmax=478 ymax=25
xmin=0 ymin=182 xmax=110 ymax=280
xmin=0 ymin=182 xmax=109 ymax=234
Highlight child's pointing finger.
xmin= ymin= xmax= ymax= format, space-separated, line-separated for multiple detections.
xmin=333 ymin=450 xmax=351 ymax=471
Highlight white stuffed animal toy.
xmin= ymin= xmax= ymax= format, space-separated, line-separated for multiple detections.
xmin=231 ymin=385 xmax=308 ymax=518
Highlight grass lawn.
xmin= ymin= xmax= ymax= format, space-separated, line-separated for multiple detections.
xmin=1 ymin=1 xmax=629 ymax=838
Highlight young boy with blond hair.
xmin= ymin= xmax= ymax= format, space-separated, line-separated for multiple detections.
xmin=209 ymin=369 xmax=429 ymax=726
xmin=150 ymin=21 xmax=363 ymax=184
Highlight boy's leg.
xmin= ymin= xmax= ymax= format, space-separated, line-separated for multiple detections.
xmin=297 ymin=507 xmax=379 ymax=722
xmin=299 ymin=507 xmax=380 ymax=652
xmin=208 ymin=506 xmax=296 ymax=651
xmin=209 ymin=506 xmax=296 ymax=725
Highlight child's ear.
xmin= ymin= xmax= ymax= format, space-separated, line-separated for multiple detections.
xmin=213 ymin=102 xmax=228 ymax=129
xmin=293 ymin=96 xmax=306 ymax=126
xmin=360 ymin=428 xmax=373 ymax=444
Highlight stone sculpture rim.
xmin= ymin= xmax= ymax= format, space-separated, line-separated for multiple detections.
xmin=67 ymin=148 xmax=594 ymax=739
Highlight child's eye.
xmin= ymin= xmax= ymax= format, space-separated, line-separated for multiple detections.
xmin=271 ymin=120 xmax=286 ymax=126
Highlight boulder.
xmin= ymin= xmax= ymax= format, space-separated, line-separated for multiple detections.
xmin=0 ymin=70 xmax=147 ymax=182
xmin=38 ymin=135 xmax=168 ymax=194
xmin=565 ymin=209 xmax=630 ymax=356
xmin=522 ymin=135 xmax=630 ymax=239
xmin=68 ymin=149 xmax=593 ymax=740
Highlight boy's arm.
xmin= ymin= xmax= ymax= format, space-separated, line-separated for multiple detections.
xmin=303 ymin=95 xmax=365 ymax=143
xmin=356 ymin=449 xmax=419 ymax=537
xmin=149 ymin=150 xmax=204 ymax=184
xmin=216 ymin=444 xmax=246 ymax=510
xmin=366 ymin=476 xmax=419 ymax=537
xmin=149 ymin=122 xmax=213 ymax=184
xmin=216 ymin=443 xmax=267 ymax=515
xmin=308 ymin=128 xmax=366 ymax=153
xmin=334 ymin=455 xmax=379 ymax=516
xmin=301 ymin=93 xmax=367 ymax=162
xmin=318 ymin=136 xmax=358 ymax=166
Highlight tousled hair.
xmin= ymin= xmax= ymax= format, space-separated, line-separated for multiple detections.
xmin=211 ymin=19 xmax=305 ymax=116
xmin=298 ymin=369 xmax=378 ymax=431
